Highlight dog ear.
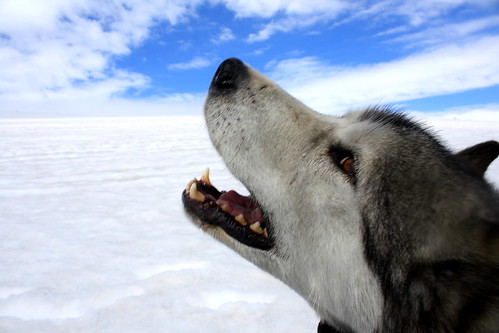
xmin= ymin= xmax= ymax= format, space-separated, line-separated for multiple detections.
xmin=456 ymin=140 xmax=499 ymax=175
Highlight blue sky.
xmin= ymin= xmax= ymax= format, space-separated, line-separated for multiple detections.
xmin=0 ymin=0 xmax=499 ymax=118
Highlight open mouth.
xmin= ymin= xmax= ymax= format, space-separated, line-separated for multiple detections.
xmin=182 ymin=168 xmax=274 ymax=250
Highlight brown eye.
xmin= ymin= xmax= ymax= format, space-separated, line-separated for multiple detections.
xmin=329 ymin=147 xmax=356 ymax=178
xmin=340 ymin=157 xmax=355 ymax=175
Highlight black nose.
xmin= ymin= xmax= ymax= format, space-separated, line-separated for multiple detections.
xmin=211 ymin=58 xmax=247 ymax=89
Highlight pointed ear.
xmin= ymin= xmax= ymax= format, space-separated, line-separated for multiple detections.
xmin=456 ymin=140 xmax=499 ymax=175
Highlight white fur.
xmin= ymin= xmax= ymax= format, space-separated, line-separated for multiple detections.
xmin=201 ymin=66 xmax=383 ymax=332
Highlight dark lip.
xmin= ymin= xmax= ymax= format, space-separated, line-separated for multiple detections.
xmin=181 ymin=183 xmax=274 ymax=251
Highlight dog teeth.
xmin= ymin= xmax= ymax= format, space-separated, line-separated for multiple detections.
xmin=186 ymin=169 xmax=270 ymax=240
xmin=189 ymin=182 xmax=206 ymax=202
xmin=201 ymin=167 xmax=211 ymax=186
xmin=235 ymin=214 xmax=248 ymax=226
xmin=249 ymin=221 xmax=264 ymax=235
xmin=186 ymin=178 xmax=197 ymax=193
xmin=185 ymin=168 xmax=211 ymax=198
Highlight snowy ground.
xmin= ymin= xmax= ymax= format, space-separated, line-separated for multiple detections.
xmin=0 ymin=116 xmax=498 ymax=333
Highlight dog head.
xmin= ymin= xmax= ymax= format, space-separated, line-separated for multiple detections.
xmin=183 ymin=58 xmax=499 ymax=332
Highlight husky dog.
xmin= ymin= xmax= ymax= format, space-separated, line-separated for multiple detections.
xmin=182 ymin=58 xmax=499 ymax=333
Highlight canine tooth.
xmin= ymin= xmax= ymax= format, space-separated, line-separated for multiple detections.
xmin=220 ymin=204 xmax=229 ymax=212
xmin=201 ymin=167 xmax=211 ymax=186
xmin=249 ymin=221 xmax=264 ymax=235
xmin=263 ymin=228 xmax=268 ymax=239
xmin=186 ymin=178 xmax=198 ymax=193
xmin=234 ymin=214 xmax=248 ymax=226
xmin=189 ymin=182 xmax=205 ymax=202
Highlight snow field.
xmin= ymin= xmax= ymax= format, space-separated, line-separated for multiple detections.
xmin=0 ymin=116 xmax=497 ymax=332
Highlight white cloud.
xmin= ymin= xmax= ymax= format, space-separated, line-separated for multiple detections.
xmin=267 ymin=36 xmax=499 ymax=114
xmin=345 ymin=0 xmax=493 ymax=28
xmin=393 ymin=0 xmax=493 ymax=27
xmin=247 ymin=18 xmax=301 ymax=43
xmin=216 ymin=0 xmax=351 ymax=18
xmin=238 ymin=0 xmax=497 ymax=42
xmin=167 ymin=56 xmax=212 ymax=70
xmin=0 ymin=0 xmax=200 ymax=101
xmin=211 ymin=27 xmax=236 ymax=44
xmin=411 ymin=104 xmax=499 ymax=122
xmin=236 ymin=0 xmax=354 ymax=42
xmin=247 ymin=13 xmax=341 ymax=43
xmin=383 ymin=15 xmax=499 ymax=47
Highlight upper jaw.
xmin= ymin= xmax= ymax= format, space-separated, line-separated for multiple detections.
xmin=201 ymin=58 xmax=305 ymax=251
xmin=189 ymin=58 xmax=287 ymax=251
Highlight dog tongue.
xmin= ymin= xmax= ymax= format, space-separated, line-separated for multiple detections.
xmin=216 ymin=190 xmax=263 ymax=225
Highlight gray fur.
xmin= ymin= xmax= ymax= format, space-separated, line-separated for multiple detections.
xmin=184 ymin=58 xmax=499 ymax=332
